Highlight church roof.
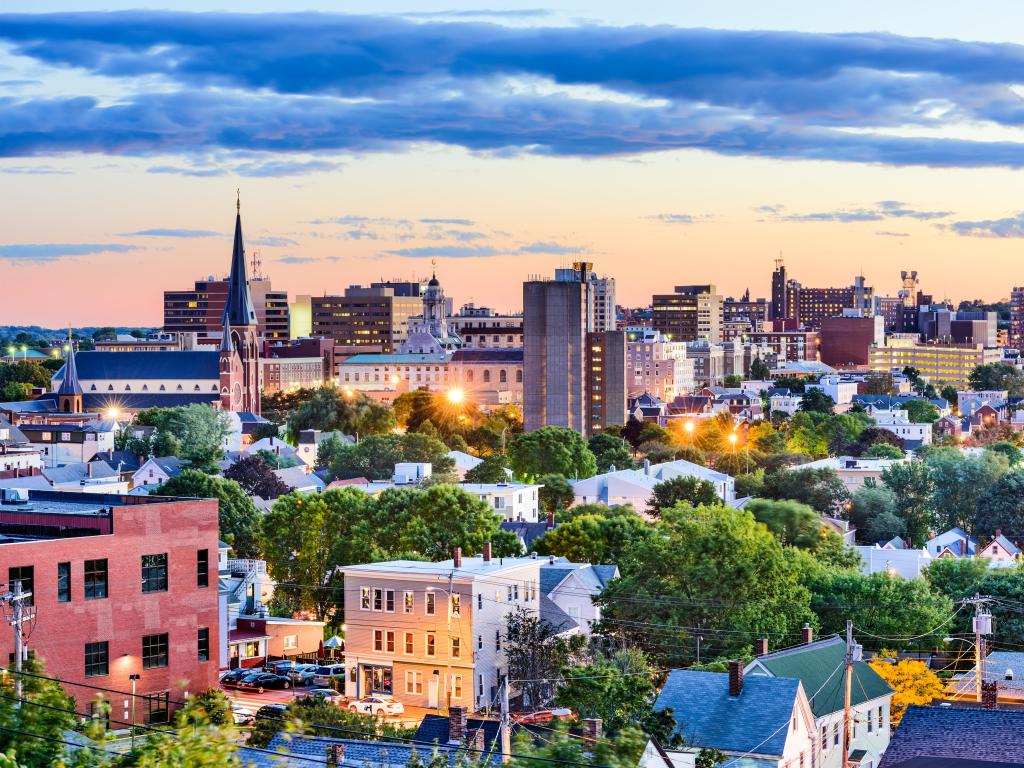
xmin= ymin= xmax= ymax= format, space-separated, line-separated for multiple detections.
xmin=222 ymin=205 xmax=257 ymax=328
xmin=53 ymin=351 xmax=220 ymax=381
xmin=57 ymin=346 xmax=83 ymax=396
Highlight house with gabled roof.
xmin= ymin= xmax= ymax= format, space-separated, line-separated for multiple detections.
xmin=978 ymin=532 xmax=1021 ymax=567
xmin=878 ymin=705 xmax=1024 ymax=768
xmin=926 ymin=528 xmax=977 ymax=559
xmin=745 ymin=634 xmax=893 ymax=768
xmin=650 ymin=662 xmax=816 ymax=768
xmin=539 ymin=557 xmax=618 ymax=635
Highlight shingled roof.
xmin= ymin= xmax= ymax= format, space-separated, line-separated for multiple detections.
xmin=878 ymin=705 xmax=1024 ymax=767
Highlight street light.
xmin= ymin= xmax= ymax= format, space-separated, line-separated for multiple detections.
xmin=684 ymin=421 xmax=695 ymax=435
xmin=128 ymin=673 xmax=141 ymax=748
xmin=447 ymin=388 xmax=464 ymax=405
xmin=728 ymin=432 xmax=738 ymax=447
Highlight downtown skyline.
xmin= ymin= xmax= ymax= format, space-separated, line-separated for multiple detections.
xmin=4 ymin=1 xmax=1024 ymax=324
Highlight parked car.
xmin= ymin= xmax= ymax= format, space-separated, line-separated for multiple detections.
xmin=264 ymin=659 xmax=297 ymax=676
xmin=348 ymin=696 xmax=405 ymax=716
xmin=236 ymin=672 xmax=292 ymax=693
xmin=255 ymin=704 xmax=288 ymax=722
xmin=289 ymin=663 xmax=319 ymax=686
xmin=512 ymin=708 xmax=574 ymax=724
xmin=231 ymin=705 xmax=254 ymax=726
xmin=220 ymin=669 xmax=252 ymax=688
xmin=312 ymin=664 xmax=346 ymax=688
xmin=298 ymin=688 xmax=345 ymax=705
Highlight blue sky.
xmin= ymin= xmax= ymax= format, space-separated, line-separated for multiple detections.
xmin=3 ymin=2 xmax=1024 ymax=324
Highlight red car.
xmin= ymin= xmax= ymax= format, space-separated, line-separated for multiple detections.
xmin=512 ymin=708 xmax=574 ymax=724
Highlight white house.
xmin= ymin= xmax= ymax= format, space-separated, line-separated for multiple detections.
xmin=926 ymin=527 xmax=977 ymax=559
xmin=571 ymin=458 xmax=735 ymax=510
xmin=791 ymin=456 xmax=906 ymax=493
xmin=41 ymin=460 xmax=128 ymax=493
xmin=539 ymin=558 xmax=618 ymax=635
xmin=295 ymin=429 xmax=354 ymax=468
xmin=131 ymin=455 xmax=188 ymax=489
xmin=461 ymin=481 xmax=541 ymax=522
xmin=872 ymin=409 xmax=933 ymax=447
xmin=807 ymin=375 xmax=859 ymax=406
xmin=854 ymin=544 xmax=932 ymax=578
xmin=273 ymin=465 xmax=326 ymax=494
xmin=243 ymin=436 xmax=302 ymax=465
xmin=769 ymin=392 xmax=804 ymax=417
xmin=448 ymin=450 xmax=484 ymax=480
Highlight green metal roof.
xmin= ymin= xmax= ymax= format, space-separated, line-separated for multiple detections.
xmin=747 ymin=636 xmax=893 ymax=719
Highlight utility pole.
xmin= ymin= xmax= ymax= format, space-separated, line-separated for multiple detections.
xmin=2 ymin=582 xmax=34 ymax=707
xmin=500 ymin=678 xmax=511 ymax=765
xmin=966 ymin=594 xmax=993 ymax=703
xmin=842 ymin=619 xmax=853 ymax=768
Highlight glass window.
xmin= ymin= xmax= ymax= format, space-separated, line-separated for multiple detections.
xmin=142 ymin=633 xmax=169 ymax=669
xmin=57 ymin=562 xmax=71 ymax=603
xmin=84 ymin=559 xmax=108 ymax=600
xmin=198 ymin=628 xmax=210 ymax=662
xmin=197 ymin=549 xmax=209 ymax=588
xmin=374 ymin=630 xmax=384 ymax=652
xmin=452 ymin=638 xmax=461 ymax=659
xmin=283 ymin=634 xmax=298 ymax=650
xmin=373 ymin=588 xmax=383 ymax=611
xmin=386 ymin=631 xmax=395 ymax=653
xmin=145 ymin=692 xmax=170 ymax=725
xmin=426 ymin=593 xmax=435 ymax=615
xmin=454 ymin=675 xmax=463 ymax=698
xmin=451 ymin=594 xmax=460 ymax=617
xmin=477 ymin=593 xmax=483 ymax=610
xmin=141 ymin=554 xmax=168 ymax=594
xmin=404 ymin=591 xmax=414 ymax=613
xmin=426 ymin=634 xmax=436 ymax=657
xmin=404 ymin=632 xmax=414 ymax=654
xmin=385 ymin=590 xmax=395 ymax=612
xmin=85 ymin=641 xmax=108 ymax=677
xmin=361 ymin=587 xmax=371 ymax=610
xmin=7 ymin=566 xmax=33 ymax=606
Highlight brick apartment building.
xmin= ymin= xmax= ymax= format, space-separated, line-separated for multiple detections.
xmin=0 ymin=490 xmax=220 ymax=724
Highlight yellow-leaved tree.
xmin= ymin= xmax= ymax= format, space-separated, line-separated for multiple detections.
xmin=868 ymin=656 xmax=945 ymax=725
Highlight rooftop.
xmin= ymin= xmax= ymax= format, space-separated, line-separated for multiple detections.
xmin=342 ymin=554 xmax=544 ymax=579
xmin=878 ymin=705 xmax=1024 ymax=767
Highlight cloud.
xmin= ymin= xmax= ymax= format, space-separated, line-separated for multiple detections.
xmin=517 ymin=241 xmax=581 ymax=255
xmin=4 ymin=13 xmax=1024 ymax=168
xmin=276 ymin=254 xmax=340 ymax=263
xmin=121 ymin=228 xmax=220 ymax=238
xmin=876 ymin=230 xmax=911 ymax=237
xmin=0 ymin=164 xmax=69 ymax=175
xmin=0 ymin=243 xmax=140 ymax=262
xmin=647 ymin=214 xmax=703 ymax=225
xmin=250 ymin=236 xmax=298 ymax=247
xmin=384 ymin=245 xmax=503 ymax=258
xmin=419 ymin=218 xmax=475 ymax=226
xmin=765 ymin=201 xmax=953 ymax=223
xmin=948 ymin=212 xmax=1024 ymax=238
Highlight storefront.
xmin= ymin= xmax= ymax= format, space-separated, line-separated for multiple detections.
xmin=360 ymin=663 xmax=393 ymax=696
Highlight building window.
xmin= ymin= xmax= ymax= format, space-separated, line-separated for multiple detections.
xmin=483 ymin=370 xmax=491 ymax=383
xmin=374 ymin=630 xmax=384 ymax=652
xmin=495 ymin=631 xmax=501 ymax=651
xmin=84 ymin=641 xmax=108 ymax=677
xmin=197 ymin=549 xmax=209 ymax=588
xmin=821 ymin=725 xmax=827 ymax=750
xmin=426 ymin=633 xmax=436 ymax=657
xmin=833 ymin=723 xmax=839 ymax=745
xmin=141 ymin=554 xmax=168 ymax=593
xmin=145 ymin=692 xmax=170 ymax=725
xmin=452 ymin=638 xmax=461 ymax=659
xmin=361 ymin=587 xmax=371 ymax=610
xmin=142 ymin=633 xmax=169 ymax=669
xmin=373 ymin=588 xmax=383 ymax=611
xmin=57 ymin=562 xmax=71 ymax=603
xmin=477 ymin=593 xmax=483 ymax=610
xmin=404 ymin=632 xmax=414 ymax=655
xmin=451 ymin=594 xmax=461 ymax=617
xmin=404 ymin=591 xmax=414 ymax=614
xmin=282 ymin=634 xmax=298 ymax=651
xmin=84 ymin=559 xmax=108 ymax=600
xmin=406 ymin=670 xmax=423 ymax=695
xmin=499 ymin=370 xmax=507 ymax=384
xmin=386 ymin=631 xmax=395 ymax=653
xmin=198 ymin=628 xmax=210 ymax=662
xmin=426 ymin=592 xmax=435 ymax=615
xmin=385 ymin=590 xmax=395 ymax=612
xmin=7 ymin=567 xmax=33 ymax=606
xmin=878 ymin=706 xmax=884 ymax=729
xmin=454 ymin=675 xmax=463 ymax=698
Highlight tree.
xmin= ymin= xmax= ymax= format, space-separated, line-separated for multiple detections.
xmin=247 ymin=697 xmax=413 ymax=749
xmin=588 ymin=433 xmax=636 ymax=473
xmin=849 ymin=485 xmax=898 ymax=541
xmin=504 ymin=607 xmax=588 ymax=707
xmin=464 ymin=453 xmax=512 ymax=483
xmin=647 ymin=476 xmax=718 ymax=515
xmin=989 ymin=441 xmax=1023 ymax=467
xmin=905 ymin=400 xmax=939 ymax=424
xmin=329 ymin=433 xmax=453 ymax=481
xmin=865 ymin=443 xmax=904 ymax=459
xmin=155 ymin=469 xmax=262 ymax=557
xmin=862 ymin=372 xmax=895 ymax=396
xmin=750 ymin=356 xmax=771 ymax=380
xmin=848 ymin=427 xmax=905 ymax=457
xmin=880 ymin=461 xmax=934 ymax=546
xmin=598 ymin=504 xmax=815 ymax=664
xmin=224 ymin=454 xmax=291 ymax=500
xmin=255 ymin=447 xmax=299 ymax=469
xmin=285 ymin=386 xmax=396 ymax=441
xmin=773 ymin=376 xmax=807 ymax=394
xmin=0 ymin=360 xmax=52 ymax=390
xmin=509 ymin=427 xmax=597 ymax=481
xmin=537 ymin=473 xmax=575 ymax=518
xmin=723 ymin=374 xmax=742 ymax=388
xmin=969 ymin=363 xmax=1024 ymax=396
xmin=868 ymin=659 xmax=944 ymax=725
xmin=925 ymin=449 xmax=1008 ymax=532
xmin=508 ymin=724 xmax=647 ymax=768
xmin=129 ymin=701 xmax=247 ymax=767
xmin=940 ymin=384 xmax=958 ymax=407
xmin=1 ymin=382 xmax=30 ymax=401
xmin=975 ymin=470 xmax=1024 ymax=539
xmin=0 ymin=657 xmax=77 ymax=768
xmin=924 ymin=557 xmax=990 ymax=603
xmin=746 ymin=499 xmax=823 ymax=549
xmin=865 ymin=509 xmax=907 ymax=543
xmin=762 ymin=467 xmax=850 ymax=514
xmin=136 ymin=404 xmax=230 ymax=467
xmin=535 ymin=504 xmax=655 ymax=565
xmin=748 ymin=422 xmax=786 ymax=454
xmin=316 ymin=434 xmax=348 ymax=468
xmin=799 ymin=390 xmax=836 ymax=414
xmin=734 ymin=470 xmax=765 ymax=498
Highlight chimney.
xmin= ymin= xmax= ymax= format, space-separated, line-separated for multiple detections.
xmin=452 ymin=547 xmax=462 ymax=568
xmin=86 ymin=462 xmax=93 ymax=478
xmin=801 ymin=624 xmax=814 ymax=645
xmin=643 ymin=458 xmax=651 ymax=476
xmin=995 ymin=528 xmax=1003 ymax=538
xmin=728 ymin=660 xmax=744 ymax=697
xmin=326 ymin=743 xmax=345 ymax=766
xmin=981 ymin=680 xmax=998 ymax=710
xmin=546 ymin=511 xmax=555 ymax=530
xmin=483 ymin=542 xmax=492 ymax=562
xmin=608 ymin=464 xmax=616 ymax=473
xmin=755 ymin=638 xmax=769 ymax=657
xmin=448 ymin=705 xmax=468 ymax=743
xmin=582 ymin=718 xmax=602 ymax=745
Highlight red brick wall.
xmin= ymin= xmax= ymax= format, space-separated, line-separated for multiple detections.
xmin=0 ymin=497 xmax=221 ymax=720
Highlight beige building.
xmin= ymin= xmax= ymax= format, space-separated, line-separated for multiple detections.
xmin=261 ymin=356 xmax=327 ymax=394
xmin=869 ymin=337 xmax=1001 ymax=388
xmin=340 ymin=551 xmax=542 ymax=712
xmin=449 ymin=304 xmax=523 ymax=349
xmin=626 ymin=328 xmax=694 ymax=399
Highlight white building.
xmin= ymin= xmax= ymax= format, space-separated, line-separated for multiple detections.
xmin=461 ymin=481 xmax=541 ymax=522
xmin=854 ymin=544 xmax=932 ymax=578
xmin=626 ymin=328 xmax=695 ymax=400
xmin=448 ymin=450 xmax=484 ymax=480
xmin=571 ymin=458 xmax=735 ymax=510
xmin=131 ymin=456 xmax=188 ymax=489
xmin=41 ymin=460 xmax=128 ymax=493
xmin=806 ymin=375 xmax=859 ymax=406
xmin=872 ymin=409 xmax=933 ymax=447
xmin=540 ymin=558 xmax=619 ymax=635
xmin=769 ymin=392 xmax=803 ymax=417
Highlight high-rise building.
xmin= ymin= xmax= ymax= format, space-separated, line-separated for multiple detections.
xmin=311 ymin=286 xmax=423 ymax=353
xmin=586 ymin=330 xmax=627 ymax=433
xmin=869 ymin=337 xmax=1001 ymax=388
xmin=555 ymin=264 xmax=616 ymax=331
xmin=525 ymin=263 xmax=620 ymax=434
xmin=652 ymin=285 xmax=723 ymax=343
xmin=1012 ymin=287 xmax=1024 ymax=350
xmin=625 ymin=328 xmax=694 ymax=400
xmin=770 ymin=259 xmax=788 ymax=321
xmin=768 ymin=261 xmax=874 ymax=330
xmin=819 ymin=315 xmax=885 ymax=367
xmin=164 ymin=277 xmax=288 ymax=341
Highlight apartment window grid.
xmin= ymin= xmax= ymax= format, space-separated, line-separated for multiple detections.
xmin=84 ymin=641 xmax=109 ymax=677
xmin=141 ymin=554 xmax=168 ymax=594
xmin=84 ymin=559 xmax=108 ymax=600
xmin=142 ymin=633 xmax=169 ymax=669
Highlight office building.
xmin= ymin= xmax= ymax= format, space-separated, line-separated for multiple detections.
xmin=1012 ymin=287 xmax=1024 ymax=350
xmin=747 ymin=329 xmax=820 ymax=362
xmin=626 ymin=328 xmax=694 ymax=400
xmin=652 ymin=285 xmax=723 ymax=343
xmin=261 ymin=338 xmax=334 ymax=394
xmin=311 ymin=287 xmax=423 ymax=353
xmin=869 ymin=337 xmax=1001 ymax=387
xmin=724 ymin=291 xmax=771 ymax=330
xmin=586 ymin=330 xmax=627 ymax=433
xmin=164 ymin=277 xmax=288 ymax=341
xmin=0 ymin=490 xmax=220 ymax=723
xmin=449 ymin=304 xmax=524 ymax=349
xmin=768 ymin=261 xmax=873 ymax=329
xmin=819 ymin=315 xmax=885 ymax=367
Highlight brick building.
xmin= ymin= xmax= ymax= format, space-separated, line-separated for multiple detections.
xmin=819 ymin=315 xmax=884 ymax=367
xmin=164 ymin=277 xmax=289 ymax=341
xmin=0 ymin=490 xmax=220 ymax=724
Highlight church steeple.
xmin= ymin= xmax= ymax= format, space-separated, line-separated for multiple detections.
xmin=223 ymin=191 xmax=257 ymax=328
xmin=58 ymin=330 xmax=83 ymax=413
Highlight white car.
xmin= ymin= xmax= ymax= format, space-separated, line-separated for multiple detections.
xmin=231 ymin=705 xmax=255 ymax=726
xmin=348 ymin=696 xmax=405 ymax=716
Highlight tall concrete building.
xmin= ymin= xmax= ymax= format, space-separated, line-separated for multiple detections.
xmin=652 ymin=285 xmax=723 ymax=343
xmin=524 ymin=262 xmax=622 ymax=434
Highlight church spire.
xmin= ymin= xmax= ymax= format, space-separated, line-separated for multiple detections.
xmin=58 ymin=329 xmax=82 ymax=397
xmin=223 ymin=191 xmax=257 ymax=328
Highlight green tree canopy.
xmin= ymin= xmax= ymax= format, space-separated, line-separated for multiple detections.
xmin=969 ymin=363 xmax=1024 ymax=396
xmin=535 ymin=503 xmax=655 ymax=565
xmin=800 ymin=389 xmax=836 ymax=414
xmin=989 ymin=441 xmax=1024 ymax=467
xmin=135 ymin=404 xmax=230 ymax=467
xmin=924 ymin=449 xmax=1008 ymax=532
xmin=285 ymin=386 xmax=396 ymax=441
xmin=537 ymin=473 xmax=575 ymax=517
xmin=746 ymin=498 xmax=823 ymax=549
xmin=647 ymin=475 xmax=718 ymax=515
xmin=509 ymin=427 xmax=597 ymax=481
xmin=905 ymin=400 xmax=939 ymax=424
xmin=0 ymin=657 xmax=77 ymax=768
xmin=464 ymin=453 xmax=512 ymax=483
xmin=750 ymin=356 xmax=771 ymax=380
xmin=976 ymin=470 xmax=1024 ymax=539
xmin=588 ymin=433 xmax=636 ymax=474
xmin=880 ymin=461 xmax=934 ymax=546
xmin=155 ymin=469 xmax=262 ymax=557
xmin=849 ymin=485 xmax=898 ymax=542
xmin=762 ymin=467 xmax=850 ymax=514
xmin=328 ymin=432 xmax=453 ymax=481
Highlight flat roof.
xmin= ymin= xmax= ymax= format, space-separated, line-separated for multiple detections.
xmin=0 ymin=489 xmax=194 ymax=516
xmin=342 ymin=555 xmax=543 ymax=578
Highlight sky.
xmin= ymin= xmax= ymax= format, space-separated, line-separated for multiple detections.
xmin=4 ymin=2 xmax=1024 ymax=326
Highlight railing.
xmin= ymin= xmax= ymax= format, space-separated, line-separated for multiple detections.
xmin=227 ymin=558 xmax=267 ymax=575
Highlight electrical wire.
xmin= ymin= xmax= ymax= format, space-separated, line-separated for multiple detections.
xmin=852 ymin=603 xmax=965 ymax=643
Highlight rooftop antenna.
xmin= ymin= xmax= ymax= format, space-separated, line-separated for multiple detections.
xmin=774 ymin=250 xmax=784 ymax=270
xmin=251 ymin=248 xmax=263 ymax=281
